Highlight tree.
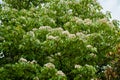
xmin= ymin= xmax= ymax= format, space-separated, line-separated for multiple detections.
xmin=0 ymin=0 xmax=120 ymax=80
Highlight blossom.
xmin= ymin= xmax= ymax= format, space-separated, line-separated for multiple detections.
xmin=91 ymin=47 xmax=97 ymax=52
xmin=35 ymin=39 xmax=40 ymax=44
xmin=76 ymin=32 xmax=85 ymax=37
xmin=62 ymin=31 xmax=70 ymax=35
xmin=0 ymin=20 xmax=2 ymax=25
xmin=86 ymin=45 xmax=93 ymax=48
xmin=76 ymin=18 xmax=83 ymax=25
xmin=64 ymin=22 xmax=70 ymax=27
xmin=41 ymin=3 xmax=45 ymax=8
xmin=52 ymin=27 xmax=63 ymax=32
xmin=75 ymin=0 xmax=80 ymax=3
xmin=30 ymin=60 xmax=37 ymax=64
xmin=56 ymin=70 xmax=66 ymax=76
xmin=98 ymin=18 xmax=108 ymax=23
xmin=0 ymin=52 xmax=4 ymax=58
xmin=75 ymin=64 xmax=82 ymax=69
xmin=84 ymin=19 xmax=92 ymax=25
xmin=27 ymin=31 xmax=35 ymax=37
xmin=33 ymin=76 xmax=39 ymax=80
xmin=108 ymin=22 xmax=115 ymax=28
xmin=44 ymin=62 xmax=55 ymax=68
xmin=47 ymin=56 xmax=55 ymax=62
xmin=68 ymin=34 xmax=76 ymax=39
xmin=85 ymin=64 xmax=89 ymax=67
xmin=47 ymin=35 xmax=59 ymax=40
xmin=55 ymin=52 xmax=61 ymax=56
xmin=68 ymin=9 xmax=72 ymax=14
xmin=39 ymin=26 xmax=51 ymax=30
xmin=19 ymin=57 xmax=27 ymax=62
xmin=20 ymin=16 xmax=26 ymax=20
xmin=90 ymin=53 xmax=97 ymax=58
xmin=32 ymin=28 xmax=38 ymax=31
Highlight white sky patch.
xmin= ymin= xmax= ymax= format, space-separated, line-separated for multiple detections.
xmin=98 ymin=0 xmax=120 ymax=20
xmin=0 ymin=0 xmax=2 ymax=4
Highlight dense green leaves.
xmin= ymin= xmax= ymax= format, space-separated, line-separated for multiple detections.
xmin=3 ymin=0 xmax=40 ymax=10
xmin=0 ymin=0 xmax=120 ymax=80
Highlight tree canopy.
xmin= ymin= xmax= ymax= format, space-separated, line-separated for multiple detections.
xmin=0 ymin=0 xmax=120 ymax=80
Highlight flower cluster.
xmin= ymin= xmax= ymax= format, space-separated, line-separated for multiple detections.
xmin=27 ymin=31 xmax=35 ymax=37
xmin=75 ymin=64 xmax=82 ymax=69
xmin=46 ymin=56 xmax=55 ymax=62
xmin=62 ymin=30 xmax=70 ymax=36
xmin=68 ymin=34 xmax=76 ymax=39
xmin=19 ymin=57 xmax=27 ymax=62
xmin=46 ymin=35 xmax=59 ymax=40
xmin=39 ymin=26 xmax=52 ymax=31
xmin=55 ymin=52 xmax=61 ymax=56
xmin=44 ymin=62 xmax=55 ymax=69
xmin=0 ymin=52 xmax=4 ymax=58
xmin=56 ymin=70 xmax=66 ymax=76
xmin=84 ymin=19 xmax=92 ymax=25
xmin=19 ymin=57 xmax=37 ymax=64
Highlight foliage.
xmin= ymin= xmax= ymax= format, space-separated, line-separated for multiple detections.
xmin=0 ymin=0 xmax=120 ymax=80
xmin=3 ymin=0 xmax=40 ymax=10
xmin=0 ymin=58 xmax=67 ymax=80
xmin=72 ymin=64 xmax=97 ymax=80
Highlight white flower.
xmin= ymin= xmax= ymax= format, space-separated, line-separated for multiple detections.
xmin=20 ymin=16 xmax=26 ymax=20
xmin=47 ymin=35 xmax=59 ymax=40
xmin=68 ymin=9 xmax=72 ymax=14
xmin=41 ymin=3 xmax=45 ymax=8
xmin=47 ymin=56 xmax=55 ymax=62
xmin=27 ymin=31 xmax=35 ymax=37
xmin=35 ymin=39 xmax=40 ymax=44
xmin=56 ymin=70 xmax=65 ymax=76
xmin=90 ymin=53 xmax=96 ymax=57
xmin=33 ymin=76 xmax=39 ymax=80
xmin=108 ymin=22 xmax=115 ymax=28
xmin=71 ymin=17 xmax=80 ymax=22
xmin=0 ymin=20 xmax=2 ymax=25
xmin=30 ymin=60 xmax=37 ymax=64
xmin=84 ymin=19 xmax=92 ymax=25
xmin=98 ymin=18 xmax=108 ymax=23
xmin=75 ymin=64 xmax=82 ymax=69
xmin=76 ymin=18 xmax=83 ymax=25
xmin=32 ymin=28 xmax=38 ymax=31
xmin=62 ymin=31 xmax=70 ymax=35
xmin=76 ymin=32 xmax=84 ymax=36
xmin=44 ymin=62 xmax=55 ymax=68
xmin=85 ymin=64 xmax=89 ymax=67
xmin=19 ymin=58 xmax=27 ymax=62
xmin=0 ymin=52 xmax=4 ymax=58
xmin=64 ymin=22 xmax=70 ymax=27
xmin=55 ymin=52 xmax=61 ymax=56
xmin=91 ymin=47 xmax=97 ymax=52
xmin=75 ymin=0 xmax=80 ymax=3
xmin=39 ymin=26 xmax=51 ymax=30
xmin=107 ymin=65 xmax=112 ymax=68
xmin=86 ymin=45 xmax=93 ymax=48
xmin=68 ymin=34 xmax=76 ymax=39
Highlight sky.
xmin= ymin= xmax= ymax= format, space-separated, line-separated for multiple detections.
xmin=0 ymin=0 xmax=2 ymax=4
xmin=0 ymin=0 xmax=120 ymax=20
xmin=98 ymin=0 xmax=120 ymax=20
